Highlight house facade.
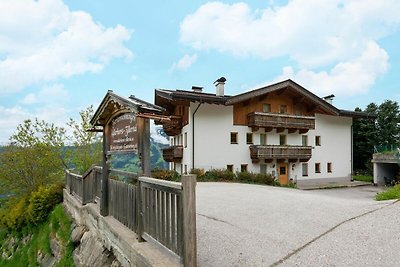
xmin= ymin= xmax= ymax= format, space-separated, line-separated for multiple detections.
xmin=155 ymin=79 xmax=368 ymax=186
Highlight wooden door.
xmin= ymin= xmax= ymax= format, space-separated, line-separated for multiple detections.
xmin=278 ymin=163 xmax=288 ymax=185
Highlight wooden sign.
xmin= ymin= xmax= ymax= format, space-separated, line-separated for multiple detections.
xmin=110 ymin=113 xmax=137 ymax=152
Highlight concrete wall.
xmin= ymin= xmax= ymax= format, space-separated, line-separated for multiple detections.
xmin=373 ymin=162 xmax=399 ymax=186
xmin=63 ymin=190 xmax=180 ymax=267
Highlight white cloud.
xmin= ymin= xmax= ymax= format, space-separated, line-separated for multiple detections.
xmin=180 ymin=0 xmax=400 ymax=95
xmin=271 ymin=41 xmax=389 ymax=96
xmin=21 ymin=84 xmax=69 ymax=105
xmin=169 ymin=54 xmax=198 ymax=73
xmin=0 ymin=105 xmax=29 ymax=144
xmin=0 ymin=0 xmax=133 ymax=95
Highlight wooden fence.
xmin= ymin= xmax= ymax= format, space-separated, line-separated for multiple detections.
xmin=65 ymin=167 xmax=197 ymax=266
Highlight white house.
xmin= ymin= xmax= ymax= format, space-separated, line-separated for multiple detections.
xmin=155 ymin=79 xmax=369 ymax=186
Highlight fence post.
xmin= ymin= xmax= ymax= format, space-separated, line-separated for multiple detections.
xmin=101 ymin=124 xmax=110 ymax=216
xmin=136 ymin=178 xmax=144 ymax=242
xmin=182 ymin=174 xmax=197 ymax=267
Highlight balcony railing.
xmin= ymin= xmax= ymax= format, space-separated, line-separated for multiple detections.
xmin=247 ymin=112 xmax=315 ymax=133
xmin=162 ymin=145 xmax=184 ymax=162
xmin=161 ymin=117 xmax=183 ymax=136
xmin=249 ymin=145 xmax=312 ymax=163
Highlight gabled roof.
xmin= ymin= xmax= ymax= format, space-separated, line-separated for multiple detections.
xmin=155 ymin=89 xmax=229 ymax=105
xmin=226 ymin=79 xmax=340 ymax=116
xmin=91 ymin=90 xmax=165 ymax=127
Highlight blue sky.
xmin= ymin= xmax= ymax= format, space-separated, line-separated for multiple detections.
xmin=1 ymin=0 xmax=400 ymax=144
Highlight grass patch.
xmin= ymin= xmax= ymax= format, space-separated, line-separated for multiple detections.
xmin=376 ymin=184 xmax=400 ymax=201
xmin=0 ymin=204 xmax=74 ymax=266
xmin=353 ymin=174 xmax=373 ymax=183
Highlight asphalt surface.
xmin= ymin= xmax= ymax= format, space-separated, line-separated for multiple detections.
xmin=196 ymin=183 xmax=398 ymax=267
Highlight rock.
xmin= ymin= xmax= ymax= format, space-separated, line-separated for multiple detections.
xmin=50 ymin=236 xmax=61 ymax=260
xmin=37 ymin=249 xmax=56 ymax=267
xmin=73 ymin=231 xmax=117 ymax=267
xmin=111 ymin=258 xmax=122 ymax=267
xmin=71 ymin=225 xmax=87 ymax=244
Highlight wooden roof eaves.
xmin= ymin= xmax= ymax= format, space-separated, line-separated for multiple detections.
xmin=226 ymin=79 xmax=340 ymax=116
xmin=155 ymin=89 xmax=227 ymax=105
xmin=90 ymin=91 xmax=165 ymax=127
xmin=339 ymin=109 xmax=377 ymax=119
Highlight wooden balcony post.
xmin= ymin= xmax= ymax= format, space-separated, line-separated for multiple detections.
xmin=182 ymin=174 xmax=197 ymax=267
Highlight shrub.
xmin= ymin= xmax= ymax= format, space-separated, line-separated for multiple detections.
xmin=205 ymin=169 xmax=235 ymax=181
xmin=0 ymin=182 xmax=64 ymax=230
xmin=151 ymin=169 xmax=181 ymax=181
xmin=236 ymin=171 xmax=254 ymax=183
xmin=190 ymin=168 xmax=205 ymax=179
xmin=254 ymin=173 xmax=274 ymax=185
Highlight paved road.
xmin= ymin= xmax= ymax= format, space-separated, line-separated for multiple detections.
xmin=196 ymin=183 xmax=398 ymax=267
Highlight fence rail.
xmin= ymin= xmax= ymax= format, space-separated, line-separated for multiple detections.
xmin=65 ymin=166 xmax=197 ymax=266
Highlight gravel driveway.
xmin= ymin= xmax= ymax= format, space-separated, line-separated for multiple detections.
xmin=196 ymin=183 xmax=398 ymax=267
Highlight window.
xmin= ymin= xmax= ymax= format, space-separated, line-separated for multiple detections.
xmin=184 ymin=132 xmax=187 ymax=148
xmin=260 ymin=133 xmax=266 ymax=145
xmin=302 ymin=135 xmax=308 ymax=146
xmin=279 ymin=166 xmax=286 ymax=175
xmin=241 ymin=164 xmax=248 ymax=172
xmin=327 ymin=162 xmax=332 ymax=173
xmin=227 ymin=165 xmax=233 ymax=172
xmin=280 ymin=105 xmax=287 ymax=114
xmin=302 ymin=163 xmax=308 ymax=176
xmin=279 ymin=134 xmax=287 ymax=145
xmin=315 ymin=136 xmax=321 ymax=146
xmin=315 ymin=163 xmax=321 ymax=173
xmin=230 ymin=132 xmax=238 ymax=144
xmin=246 ymin=133 xmax=253 ymax=144
xmin=260 ymin=164 xmax=267 ymax=174
xmin=263 ymin=103 xmax=271 ymax=113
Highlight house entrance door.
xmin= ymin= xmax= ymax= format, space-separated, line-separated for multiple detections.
xmin=278 ymin=163 xmax=288 ymax=185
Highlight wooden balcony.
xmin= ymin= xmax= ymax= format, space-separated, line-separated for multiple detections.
xmin=247 ymin=112 xmax=315 ymax=133
xmin=161 ymin=117 xmax=183 ymax=136
xmin=163 ymin=145 xmax=184 ymax=162
xmin=249 ymin=145 xmax=312 ymax=163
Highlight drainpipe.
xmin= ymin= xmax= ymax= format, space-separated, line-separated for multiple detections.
xmin=192 ymin=103 xmax=202 ymax=170
xmin=351 ymin=124 xmax=354 ymax=181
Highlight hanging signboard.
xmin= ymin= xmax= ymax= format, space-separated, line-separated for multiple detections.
xmin=110 ymin=113 xmax=137 ymax=153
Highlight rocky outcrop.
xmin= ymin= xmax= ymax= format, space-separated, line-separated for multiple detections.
xmin=72 ymin=224 xmax=121 ymax=267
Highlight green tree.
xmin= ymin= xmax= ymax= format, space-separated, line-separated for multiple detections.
xmin=376 ymin=100 xmax=400 ymax=147
xmin=0 ymin=119 xmax=66 ymax=195
xmin=67 ymin=105 xmax=102 ymax=174
xmin=353 ymin=103 xmax=378 ymax=171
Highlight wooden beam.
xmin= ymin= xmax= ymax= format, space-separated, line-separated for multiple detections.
xmin=100 ymin=123 xmax=110 ymax=216
xmin=251 ymin=126 xmax=259 ymax=132
xmin=264 ymin=127 xmax=273 ymax=132
xmin=288 ymin=128 xmax=297 ymax=134
xmin=276 ymin=127 xmax=285 ymax=133
xmin=299 ymin=129 xmax=309 ymax=134
xmin=277 ymin=88 xmax=286 ymax=96
xmin=182 ymin=175 xmax=197 ymax=267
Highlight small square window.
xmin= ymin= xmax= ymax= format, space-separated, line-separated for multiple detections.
xmin=279 ymin=134 xmax=287 ymax=145
xmin=246 ymin=133 xmax=253 ymax=144
xmin=302 ymin=163 xmax=308 ymax=176
xmin=280 ymin=105 xmax=287 ymax=114
xmin=327 ymin=162 xmax=332 ymax=173
xmin=315 ymin=136 xmax=321 ymax=146
xmin=263 ymin=103 xmax=271 ymax=113
xmin=315 ymin=163 xmax=321 ymax=173
xmin=227 ymin=165 xmax=233 ymax=172
xmin=241 ymin=164 xmax=248 ymax=172
xmin=230 ymin=132 xmax=238 ymax=144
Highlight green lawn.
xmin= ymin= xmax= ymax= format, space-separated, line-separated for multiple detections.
xmin=376 ymin=184 xmax=400 ymax=201
xmin=352 ymin=174 xmax=373 ymax=183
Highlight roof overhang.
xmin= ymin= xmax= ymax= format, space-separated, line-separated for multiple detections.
xmin=155 ymin=89 xmax=228 ymax=106
xmin=90 ymin=91 xmax=165 ymax=127
xmin=339 ymin=109 xmax=377 ymax=119
xmin=226 ymin=79 xmax=340 ymax=116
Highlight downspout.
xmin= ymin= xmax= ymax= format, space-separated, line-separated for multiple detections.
xmin=192 ymin=103 xmax=202 ymax=170
xmin=351 ymin=123 xmax=354 ymax=181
